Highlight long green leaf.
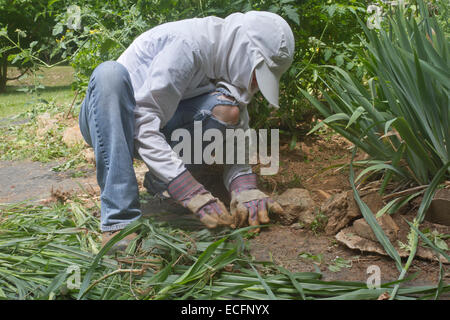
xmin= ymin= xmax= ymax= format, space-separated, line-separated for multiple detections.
xmin=350 ymin=148 xmax=403 ymax=271
xmin=249 ymin=264 xmax=277 ymax=300
xmin=405 ymin=220 xmax=450 ymax=262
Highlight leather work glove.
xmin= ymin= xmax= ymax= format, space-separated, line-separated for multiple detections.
xmin=229 ymin=173 xmax=283 ymax=232
xmin=168 ymin=170 xmax=236 ymax=229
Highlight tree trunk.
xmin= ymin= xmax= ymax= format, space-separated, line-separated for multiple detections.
xmin=0 ymin=55 xmax=7 ymax=93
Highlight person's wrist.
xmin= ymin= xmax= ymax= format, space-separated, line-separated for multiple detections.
xmin=229 ymin=173 xmax=258 ymax=195
xmin=168 ymin=170 xmax=206 ymax=203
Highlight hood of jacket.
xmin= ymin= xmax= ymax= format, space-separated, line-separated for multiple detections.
xmin=179 ymin=11 xmax=295 ymax=104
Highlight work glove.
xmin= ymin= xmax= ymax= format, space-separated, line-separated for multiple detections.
xmin=168 ymin=170 xmax=236 ymax=229
xmin=229 ymin=173 xmax=283 ymax=233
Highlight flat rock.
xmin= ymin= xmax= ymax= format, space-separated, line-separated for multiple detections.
xmin=322 ymin=191 xmax=384 ymax=235
xmin=321 ymin=191 xmax=359 ymax=235
xmin=336 ymin=226 xmax=449 ymax=264
xmin=273 ymin=188 xmax=316 ymax=226
xmin=353 ymin=214 xmax=399 ymax=243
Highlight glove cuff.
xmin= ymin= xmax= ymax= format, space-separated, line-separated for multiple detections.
xmin=168 ymin=169 xmax=205 ymax=202
xmin=186 ymin=193 xmax=217 ymax=213
xmin=229 ymin=173 xmax=258 ymax=194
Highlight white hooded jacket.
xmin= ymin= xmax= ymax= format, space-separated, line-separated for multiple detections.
xmin=117 ymin=11 xmax=294 ymax=188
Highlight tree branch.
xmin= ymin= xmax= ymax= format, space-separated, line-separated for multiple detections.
xmin=6 ymin=67 xmax=31 ymax=81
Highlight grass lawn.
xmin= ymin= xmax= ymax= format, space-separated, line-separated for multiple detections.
xmin=0 ymin=66 xmax=76 ymax=118
xmin=0 ymin=65 xmax=85 ymax=165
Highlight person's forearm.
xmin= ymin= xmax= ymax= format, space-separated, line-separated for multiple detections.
xmin=134 ymin=108 xmax=186 ymax=184
xmin=223 ymin=164 xmax=253 ymax=191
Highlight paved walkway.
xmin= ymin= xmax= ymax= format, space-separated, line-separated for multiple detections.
xmin=0 ymin=160 xmax=97 ymax=204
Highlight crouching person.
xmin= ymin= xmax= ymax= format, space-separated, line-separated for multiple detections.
xmin=78 ymin=11 xmax=294 ymax=251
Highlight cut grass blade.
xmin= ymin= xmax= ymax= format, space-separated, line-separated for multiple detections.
xmin=277 ymin=266 xmax=306 ymax=300
xmin=1 ymin=200 xmax=447 ymax=300
xmin=405 ymin=220 xmax=450 ymax=262
xmin=435 ymin=261 xmax=445 ymax=300
xmin=249 ymin=263 xmax=277 ymax=300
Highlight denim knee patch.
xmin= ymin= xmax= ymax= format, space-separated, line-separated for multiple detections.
xmin=162 ymin=87 xmax=241 ymax=139
xmin=197 ymin=88 xmax=239 ymax=120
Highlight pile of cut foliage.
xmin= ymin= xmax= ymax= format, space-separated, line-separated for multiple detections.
xmin=0 ymin=200 xmax=448 ymax=300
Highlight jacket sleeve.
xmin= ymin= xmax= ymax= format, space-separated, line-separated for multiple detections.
xmin=223 ymin=104 xmax=253 ymax=191
xmin=133 ymin=39 xmax=200 ymax=184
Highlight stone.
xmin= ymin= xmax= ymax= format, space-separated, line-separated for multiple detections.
xmin=361 ymin=192 xmax=385 ymax=213
xmin=273 ymin=188 xmax=316 ymax=226
xmin=336 ymin=226 xmax=449 ymax=264
xmin=322 ymin=191 xmax=385 ymax=235
xmin=321 ymin=191 xmax=359 ymax=235
xmin=62 ymin=125 xmax=84 ymax=147
xmin=425 ymin=188 xmax=450 ymax=226
xmin=352 ymin=214 xmax=399 ymax=243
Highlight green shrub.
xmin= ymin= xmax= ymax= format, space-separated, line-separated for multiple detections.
xmin=49 ymin=0 xmax=369 ymax=133
xmin=303 ymin=0 xmax=449 ymax=186
xmin=1 ymin=1 xmax=371 ymax=134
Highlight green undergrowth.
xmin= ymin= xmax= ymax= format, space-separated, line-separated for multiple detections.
xmin=0 ymin=200 xmax=448 ymax=300
xmin=0 ymin=100 xmax=88 ymax=171
xmin=0 ymin=66 xmax=75 ymax=119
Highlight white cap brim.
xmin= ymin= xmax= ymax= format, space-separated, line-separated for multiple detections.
xmin=255 ymin=61 xmax=280 ymax=108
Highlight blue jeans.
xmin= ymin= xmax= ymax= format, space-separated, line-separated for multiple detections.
xmin=79 ymin=61 xmax=240 ymax=231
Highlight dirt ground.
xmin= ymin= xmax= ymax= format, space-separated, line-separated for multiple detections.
xmin=1 ymin=128 xmax=448 ymax=290
xmin=187 ymin=134 xmax=450 ymax=287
